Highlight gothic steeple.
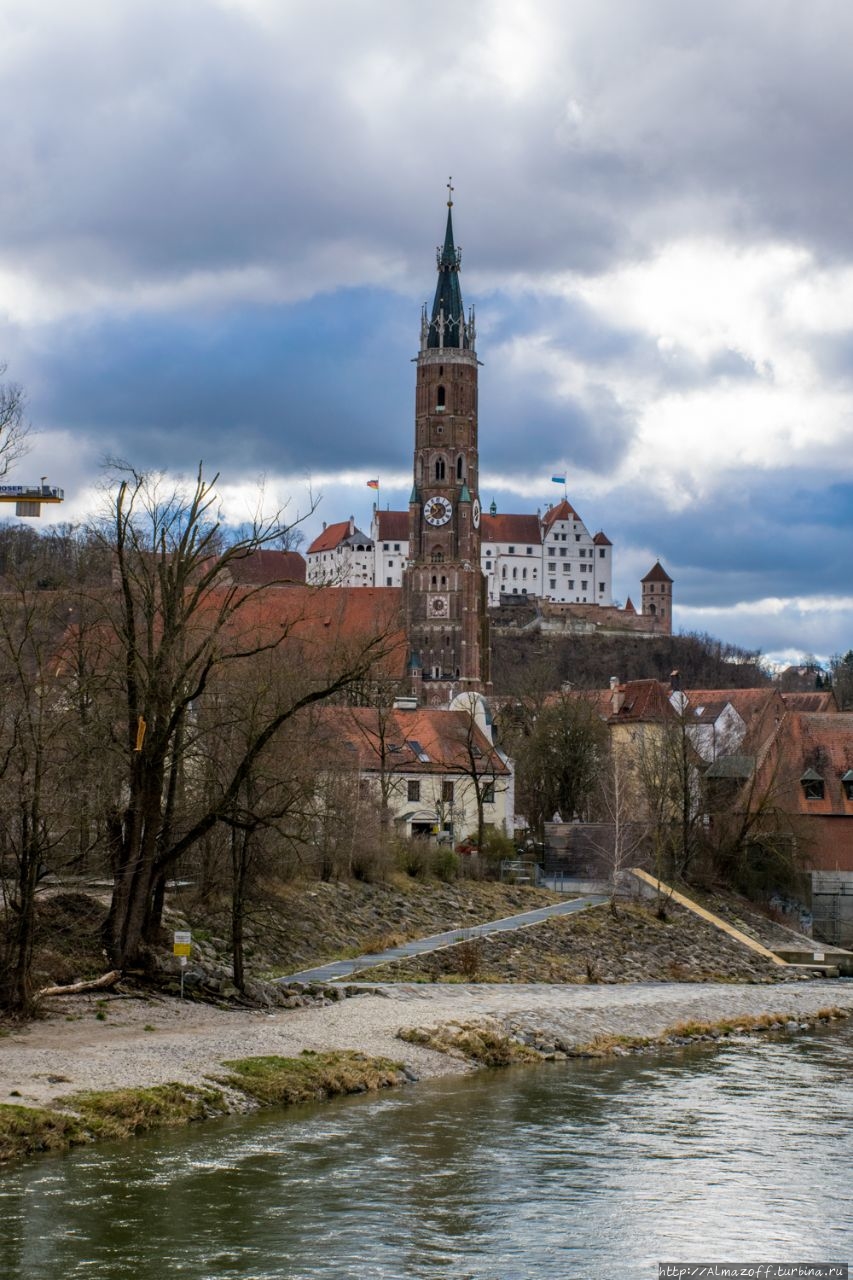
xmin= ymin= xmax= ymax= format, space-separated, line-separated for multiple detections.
xmin=425 ymin=179 xmax=474 ymax=351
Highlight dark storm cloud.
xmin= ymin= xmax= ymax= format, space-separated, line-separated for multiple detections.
xmin=601 ymin=469 xmax=853 ymax=608
xmin=28 ymin=291 xmax=415 ymax=474
xmin=6 ymin=0 xmax=853 ymax=299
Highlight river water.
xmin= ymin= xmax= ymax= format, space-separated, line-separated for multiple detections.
xmin=2 ymin=1022 xmax=852 ymax=1280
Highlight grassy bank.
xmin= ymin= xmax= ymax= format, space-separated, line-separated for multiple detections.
xmin=398 ymin=1006 xmax=852 ymax=1066
xmin=0 ymin=1050 xmax=405 ymax=1166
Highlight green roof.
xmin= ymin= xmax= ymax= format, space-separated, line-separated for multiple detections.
xmin=705 ymin=755 xmax=755 ymax=779
xmin=427 ymin=204 xmax=468 ymax=350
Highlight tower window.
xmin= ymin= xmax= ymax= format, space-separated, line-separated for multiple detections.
xmin=435 ymin=457 xmax=446 ymax=480
xmin=431 ymin=549 xmax=443 ymax=563
xmin=436 ymin=385 xmax=446 ymax=409
xmin=456 ymin=455 xmax=464 ymax=480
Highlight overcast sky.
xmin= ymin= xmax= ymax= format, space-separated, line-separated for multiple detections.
xmin=2 ymin=0 xmax=852 ymax=665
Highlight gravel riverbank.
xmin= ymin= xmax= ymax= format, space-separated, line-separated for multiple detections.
xmin=4 ymin=979 xmax=853 ymax=1110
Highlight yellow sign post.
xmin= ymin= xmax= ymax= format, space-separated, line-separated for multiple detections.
xmin=173 ymin=931 xmax=192 ymax=998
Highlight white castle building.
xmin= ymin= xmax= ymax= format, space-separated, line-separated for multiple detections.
xmin=306 ymin=497 xmax=614 ymax=608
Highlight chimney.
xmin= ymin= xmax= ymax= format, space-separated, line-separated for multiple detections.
xmin=610 ymin=676 xmax=625 ymax=714
xmin=670 ymin=670 xmax=681 ymax=692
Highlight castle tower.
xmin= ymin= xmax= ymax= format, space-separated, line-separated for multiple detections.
xmin=641 ymin=561 xmax=673 ymax=634
xmin=402 ymin=187 xmax=490 ymax=705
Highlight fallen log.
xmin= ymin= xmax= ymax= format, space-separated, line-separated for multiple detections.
xmin=38 ymin=970 xmax=122 ymax=998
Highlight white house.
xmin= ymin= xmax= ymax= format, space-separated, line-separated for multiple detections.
xmin=306 ymin=518 xmax=375 ymax=587
xmin=540 ymin=499 xmax=613 ymax=606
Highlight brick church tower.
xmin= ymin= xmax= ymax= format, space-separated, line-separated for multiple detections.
xmin=402 ymin=189 xmax=490 ymax=706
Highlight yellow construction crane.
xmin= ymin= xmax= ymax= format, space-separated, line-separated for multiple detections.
xmin=0 ymin=478 xmax=64 ymax=518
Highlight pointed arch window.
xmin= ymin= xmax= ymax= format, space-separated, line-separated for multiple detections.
xmin=435 ymin=457 xmax=446 ymax=481
xmin=456 ymin=455 xmax=464 ymax=480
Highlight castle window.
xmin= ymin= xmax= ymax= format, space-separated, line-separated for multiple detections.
xmin=649 ymin=603 xmax=657 ymax=615
xmin=526 ymin=547 xmax=533 ymax=554
xmin=456 ymin=455 xmax=464 ymax=480
xmin=599 ymin=548 xmax=605 ymax=557
xmin=599 ymin=582 xmax=605 ymax=592
xmin=581 ymin=581 xmax=588 ymax=590
xmin=394 ymin=543 xmax=400 ymax=551
xmin=386 ymin=576 xmax=392 ymax=586
xmin=435 ymin=457 xmax=446 ymax=480
xmin=549 ymin=579 xmax=556 ymax=590
xmin=568 ymin=580 xmax=574 ymax=589
xmin=436 ymin=385 xmax=446 ymax=410
xmin=508 ymin=545 xmax=515 ymax=554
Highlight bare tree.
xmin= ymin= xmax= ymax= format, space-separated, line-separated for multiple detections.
xmin=591 ymin=744 xmax=648 ymax=915
xmin=0 ymin=367 xmax=30 ymax=479
xmin=514 ymin=692 xmax=607 ymax=838
xmin=94 ymin=462 xmax=400 ymax=971
xmin=0 ymin=583 xmax=91 ymax=1014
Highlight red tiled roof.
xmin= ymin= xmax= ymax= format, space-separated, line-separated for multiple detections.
xmin=374 ymin=510 xmax=409 ymax=541
xmin=592 ymin=531 xmax=612 ymax=546
xmin=773 ymin=712 xmax=853 ymax=819
xmin=315 ymin=705 xmax=510 ymax=777
xmin=780 ymin=691 xmax=839 ymax=713
xmin=307 ymin=521 xmax=353 ymax=555
xmin=583 ymin=679 xmax=677 ymax=724
xmin=623 ymin=597 xmax=636 ymax=614
xmin=224 ymin=550 xmax=306 ymax=585
xmin=541 ymin=500 xmax=578 ymax=530
xmin=641 ymin=561 xmax=673 ymax=583
xmin=480 ymin=514 xmax=542 ymax=545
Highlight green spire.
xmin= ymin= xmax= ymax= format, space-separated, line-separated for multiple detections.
xmin=428 ymin=179 xmax=467 ymax=350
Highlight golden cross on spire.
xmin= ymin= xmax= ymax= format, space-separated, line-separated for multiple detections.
xmin=447 ymin=176 xmax=454 ymax=207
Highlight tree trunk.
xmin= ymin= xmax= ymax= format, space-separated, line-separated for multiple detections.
xmin=231 ymin=825 xmax=249 ymax=992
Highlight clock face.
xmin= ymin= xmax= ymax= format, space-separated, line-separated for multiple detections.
xmin=425 ymin=495 xmax=452 ymax=527
xmin=472 ymin=497 xmax=481 ymax=529
xmin=429 ymin=595 xmax=449 ymax=617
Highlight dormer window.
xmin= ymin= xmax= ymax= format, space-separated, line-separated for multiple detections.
xmin=801 ymin=769 xmax=825 ymax=801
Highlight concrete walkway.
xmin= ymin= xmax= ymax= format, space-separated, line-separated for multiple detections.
xmin=277 ymin=895 xmax=607 ymax=985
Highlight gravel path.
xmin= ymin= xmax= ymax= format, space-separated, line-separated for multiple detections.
xmin=3 ymin=980 xmax=853 ymax=1110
